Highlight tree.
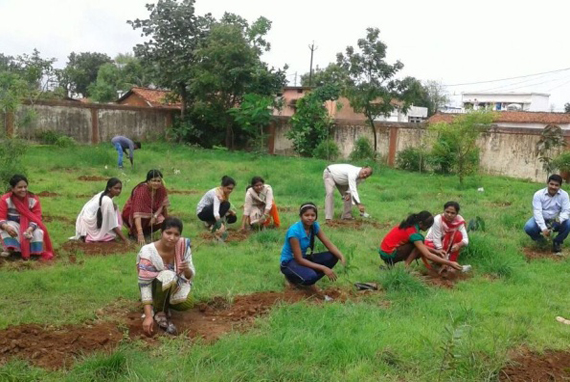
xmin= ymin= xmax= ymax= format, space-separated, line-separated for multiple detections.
xmin=337 ymin=28 xmax=416 ymax=153
xmin=229 ymin=93 xmax=273 ymax=152
xmin=286 ymin=84 xmax=340 ymax=157
xmin=189 ymin=14 xmax=286 ymax=148
xmin=300 ymin=63 xmax=349 ymax=88
xmin=57 ymin=52 xmax=112 ymax=98
xmin=564 ymin=103 xmax=570 ymax=113
xmin=428 ymin=110 xmax=495 ymax=185
xmin=423 ymin=80 xmax=449 ymax=116
xmin=128 ymin=0 xmax=213 ymax=119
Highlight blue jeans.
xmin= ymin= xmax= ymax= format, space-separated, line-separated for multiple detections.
xmin=114 ymin=142 xmax=124 ymax=167
xmin=524 ymin=217 xmax=570 ymax=244
xmin=280 ymin=252 xmax=338 ymax=286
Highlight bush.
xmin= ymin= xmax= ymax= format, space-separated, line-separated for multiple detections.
xmin=313 ymin=140 xmax=340 ymax=160
xmin=551 ymin=150 xmax=570 ymax=173
xmin=349 ymin=136 xmax=375 ymax=161
xmin=35 ymin=130 xmax=61 ymax=145
xmin=56 ymin=135 xmax=76 ymax=148
xmin=396 ymin=147 xmax=428 ymax=172
xmin=0 ymin=139 xmax=27 ymax=186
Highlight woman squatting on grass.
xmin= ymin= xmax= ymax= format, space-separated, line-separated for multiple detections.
xmin=72 ymin=177 xmax=129 ymax=244
xmin=122 ymin=169 xmax=170 ymax=246
xmin=379 ymin=211 xmax=467 ymax=272
xmin=280 ymin=203 xmax=345 ymax=291
xmin=0 ymin=174 xmax=54 ymax=261
xmin=240 ymin=176 xmax=281 ymax=231
xmin=425 ymin=201 xmax=470 ymax=272
xmin=196 ymin=175 xmax=238 ymax=238
xmin=137 ymin=217 xmax=195 ymax=336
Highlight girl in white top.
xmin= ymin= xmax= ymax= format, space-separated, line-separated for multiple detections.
xmin=425 ymin=201 xmax=469 ymax=262
xmin=72 ymin=178 xmax=128 ymax=243
xmin=241 ymin=176 xmax=281 ymax=230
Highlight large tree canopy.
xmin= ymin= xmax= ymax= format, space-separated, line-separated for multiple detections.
xmin=57 ymin=52 xmax=112 ymax=98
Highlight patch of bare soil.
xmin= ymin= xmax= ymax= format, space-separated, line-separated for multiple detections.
xmin=43 ymin=215 xmax=75 ymax=225
xmin=0 ymin=322 xmax=123 ymax=370
xmin=167 ymin=189 xmax=200 ymax=195
xmin=199 ymin=229 xmax=251 ymax=243
xmin=325 ymin=219 xmax=391 ymax=230
xmin=522 ymin=246 xmax=565 ymax=262
xmin=419 ymin=268 xmax=471 ymax=289
xmin=61 ymin=241 xmax=137 ymax=256
xmin=0 ymin=253 xmax=53 ymax=270
xmin=499 ymin=349 xmax=570 ymax=382
xmin=75 ymin=194 xmax=93 ymax=199
xmin=125 ymin=287 xmax=350 ymax=342
xmin=486 ymin=201 xmax=513 ymax=208
xmin=37 ymin=191 xmax=60 ymax=197
xmin=78 ymin=175 xmax=107 ymax=182
xmin=278 ymin=206 xmax=297 ymax=213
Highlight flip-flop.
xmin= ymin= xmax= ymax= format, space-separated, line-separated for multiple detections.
xmin=556 ymin=316 xmax=570 ymax=325
xmin=354 ymin=282 xmax=379 ymax=291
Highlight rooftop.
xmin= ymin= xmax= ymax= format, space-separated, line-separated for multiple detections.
xmin=428 ymin=111 xmax=570 ymax=125
xmin=117 ymin=87 xmax=181 ymax=108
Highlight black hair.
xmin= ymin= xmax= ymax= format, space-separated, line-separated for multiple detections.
xmin=443 ymin=201 xmax=460 ymax=213
xmin=134 ymin=141 xmax=142 ymax=149
xmin=146 ymin=169 xmax=163 ymax=182
xmin=247 ymin=176 xmax=265 ymax=191
xmin=162 ymin=216 xmax=183 ymax=234
xmin=548 ymin=174 xmax=563 ymax=185
xmin=97 ymin=178 xmax=122 ymax=229
xmin=399 ymin=211 xmax=433 ymax=230
xmin=299 ymin=202 xmax=318 ymax=219
xmin=9 ymin=174 xmax=28 ymax=188
xmin=221 ymin=175 xmax=236 ymax=187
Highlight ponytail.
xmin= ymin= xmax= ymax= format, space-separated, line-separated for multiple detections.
xmin=399 ymin=210 xmax=433 ymax=229
xmin=97 ymin=178 xmax=122 ymax=229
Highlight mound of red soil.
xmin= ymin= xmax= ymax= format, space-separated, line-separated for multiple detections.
xmin=0 ymin=322 xmax=123 ymax=370
xmin=522 ymin=246 xmax=565 ymax=262
xmin=43 ymin=215 xmax=75 ymax=224
xmin=75 ymin=194 xmax=93 ymax=198
xmin=278 ymin=206 xmax=297 ymax=213
xmin=167 ymin=189 xmax=200 ymax=195
xmin=326 ymin=219 xmax=391 ymax=230
xmin=500 ymin=349 xmax=570 ymax=382
xmin=37 ymin=191 xmax=60 ymax=197
xmin=126 ymin=288 xmax=348 ymax=342
xmin=0 ymin=254 xmax=53 ymax=270
xmin=78 ymin=176 xmax=107 ymax=182
xmin=61 ymin=241 xmax=137 ymax=256
xmin=420 ymin=268 xmax=471 ymax=288
xmin=199 ymin=230 xmax=251 ymax=243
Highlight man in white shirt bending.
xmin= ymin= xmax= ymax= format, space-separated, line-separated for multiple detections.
xmin=323 ymin=164 xmax=373 ymax=221
xmin=524 ymin=174 xmax=570 ymax=253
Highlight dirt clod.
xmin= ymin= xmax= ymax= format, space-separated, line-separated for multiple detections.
xmin=500 ymin=349 xmax=570 ymax=382
xmin=61 ymin=241 xmax=137 ymax=256
xmin=78 ymin=175 xmax=107 ymax=182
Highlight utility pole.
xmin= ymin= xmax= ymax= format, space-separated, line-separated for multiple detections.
xmin=294 ymin=72 xmax=297 ymax=86
xmin=308 ymin=41 xmax=318 ymax=87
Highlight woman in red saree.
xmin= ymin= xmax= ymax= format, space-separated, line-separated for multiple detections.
xmin=122 ymin=169 xmax=170 ymax=246
xmin=0 ymin=174 xmax=54 ymax=260
xmin=425 ymin=201 xmax=469 ymax=267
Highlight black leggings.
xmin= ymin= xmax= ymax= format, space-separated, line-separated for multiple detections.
xmin=197 ymin=201 xmax=237 ymax=225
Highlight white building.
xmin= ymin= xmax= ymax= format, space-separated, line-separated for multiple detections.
xmin=462 ymin=92 xmax=550 ymax=112
xmin=374 ymin=105 xmax=428 ymax=123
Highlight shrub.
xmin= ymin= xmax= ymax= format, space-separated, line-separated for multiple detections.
xmin=0 ymin=139 xmax=27 ymax=187
xmin=396 ymin=147 xmax=428 ymax=172
xmin=56 ymin=135 xmax=76 ymax=148
xmin=35 ymin=129 xmax=61 ymax=145
xmin=551 ymin=150 xmax=570 ymax=173
xmin=313 ymin=140 xmax=340 ymax=160
xmin=349 ymin=136 xmax=375 ymax=161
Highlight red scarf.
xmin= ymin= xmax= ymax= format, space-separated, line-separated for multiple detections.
xmin=440 ymin=214 xmax=465 ymax=234
xmin=0 ymin=192 xmax=54 ymax=260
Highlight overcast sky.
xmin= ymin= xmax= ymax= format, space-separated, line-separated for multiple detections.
xmin=2 ymin=0 xmax=570 ymax=110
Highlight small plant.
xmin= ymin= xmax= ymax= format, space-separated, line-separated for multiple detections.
xmin=551 ymin=150 xmax=570 ymax=175
xmin=35 ymin=129 xmax=61 ymax=145
xmin=55 ymin=135 xmax=76 ymax=147
xmin=340 ymin=244 xmax=359 ymax=280
xmin=313 ymin=140 xmax=340 ymax=160
xmin=349 ymin=136 xmax=375 ymax=161
xmin=467 ymin=216 xmax=486 ymax=232
xmin=396 ymin=147 xmax=428 ymax=172
xmin=379 ymin=267 xmax=427 ymax=293
xmin=437 ymin=315 xmax=468 ymax=381
xmin=536 ymin=124 xmax=565 ymax=179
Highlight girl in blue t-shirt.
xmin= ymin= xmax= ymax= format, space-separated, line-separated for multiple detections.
xmin=280 ymin=202 xmax=345 ymax=289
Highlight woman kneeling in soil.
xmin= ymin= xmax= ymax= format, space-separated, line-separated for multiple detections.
xmin=196 ymin=176 xmax=237 ymax=235
xmin=280 ymin=203 xmax=345 ymax=289
xmin=0 ymin=174 xmax=54 ymax=260
xmin=379 ymin=211 xmax=465 ymax=271
xmin=424 ymin=201 xmax=469 ymax=271
xmin=137 ymin=217 xmax=195 ymax=335
xmin=122 ymin=169 xmax=170 ymax=245
xmin=72 ymin=178 xmax=128 ymax=243
xmin=240 ymin=176 xmax=280 ymax=231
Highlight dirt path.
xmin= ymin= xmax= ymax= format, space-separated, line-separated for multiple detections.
xmin=499 ymin=349 xmax=570 ymax=381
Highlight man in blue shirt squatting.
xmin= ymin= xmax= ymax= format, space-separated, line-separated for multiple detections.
xmin=524 ymin=174 xmax=570 ymax=254
xmin=111 ymin=136 xmax=141 ymax=169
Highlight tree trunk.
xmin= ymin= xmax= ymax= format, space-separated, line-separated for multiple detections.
xmin=179 ymin=83 xmax=187 ymax=121
xmin=367 ymin=114 xmax=377 ymax=152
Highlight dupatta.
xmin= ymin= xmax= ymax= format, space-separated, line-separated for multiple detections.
xmin=0 ymin=192 xmax=54 ymax=260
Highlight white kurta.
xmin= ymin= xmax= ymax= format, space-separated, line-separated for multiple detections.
xmin=73 ymin=192 xmax=120 ymax=242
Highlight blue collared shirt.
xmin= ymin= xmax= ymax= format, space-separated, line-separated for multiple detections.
xmin=532 ymin=187 xmax=570 ymax=230
xmin=280 ymin=221 xmax=321 ymax=263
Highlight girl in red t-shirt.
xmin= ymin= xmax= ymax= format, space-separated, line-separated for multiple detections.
xmin=379 ymin=211 xmax=464 ymax=271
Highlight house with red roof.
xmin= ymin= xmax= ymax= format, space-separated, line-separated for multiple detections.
xmin=116 ymin=87 xmax=181 ymax=110
xmin=428 ymin=111 xmax=570 ymax=130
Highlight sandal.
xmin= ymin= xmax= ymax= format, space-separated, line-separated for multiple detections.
xmin=354 ymin=282 xmax=379 ymax=291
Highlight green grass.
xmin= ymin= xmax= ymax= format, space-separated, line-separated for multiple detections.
xmin=0 ymin=142 xmax=569 ymax=381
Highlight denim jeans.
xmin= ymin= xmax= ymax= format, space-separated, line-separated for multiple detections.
xmin=280 ymin=251 xmax=338 ymax=286
xmin=114 ymin=142 xmax=124 ymax=167
xmin=524 ymin=217 xmax=570 ymax=244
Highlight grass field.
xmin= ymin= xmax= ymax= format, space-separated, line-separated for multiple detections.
xmin=0 ymin=143 xmax=568 ymax=381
